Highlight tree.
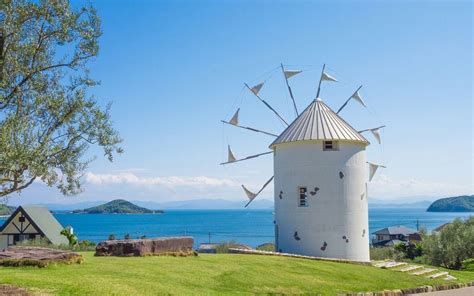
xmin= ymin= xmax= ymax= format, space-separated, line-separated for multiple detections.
xmin=422 ymin=217 xmax=474 ymax=269
xmin=0 ymin=0 xmax=122 ymax=198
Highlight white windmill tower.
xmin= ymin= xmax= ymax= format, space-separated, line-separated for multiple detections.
xmin=221 ymin=64 xmax=385 ymax=262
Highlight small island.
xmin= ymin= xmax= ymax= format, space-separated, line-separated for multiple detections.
xmin=0 ymin=204 xmax=15 ymax=216
xmin=72 ymin=199 xmax=163 ymax=214
xmin=427 ymin=195 xmax=474 ymax=212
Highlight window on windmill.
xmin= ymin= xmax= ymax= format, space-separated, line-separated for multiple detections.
xmin=298 ymin=187 xmax=308 ymax=207
xmin=19 ymin=216 xmax=25 ymax=222
xmin=323 ymin=141 xmax=338 ymax=151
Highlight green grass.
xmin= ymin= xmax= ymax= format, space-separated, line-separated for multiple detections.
xmin=0 ymin=252 xmax=473 ymax=295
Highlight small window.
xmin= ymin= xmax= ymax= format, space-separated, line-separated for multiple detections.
xmin=19 ymin=216 xmax=26 ymax=222
xmin=323 ymin=141 xmax=338 ymax=151
xmin=298 ymin=187 xmax=308 ymax=207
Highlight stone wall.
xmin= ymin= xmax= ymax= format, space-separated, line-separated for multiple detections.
xmin=95 ymin=236 xmax=194 ymax=257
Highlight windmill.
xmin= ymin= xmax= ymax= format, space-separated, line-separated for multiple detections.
xmin=221 ymin=64 xmax=386 ymax=261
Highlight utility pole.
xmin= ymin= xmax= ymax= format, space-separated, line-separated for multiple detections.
xmin=208 ymin=232 xmax=211 ymax=244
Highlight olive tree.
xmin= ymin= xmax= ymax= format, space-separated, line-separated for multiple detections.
xmin=422 ymin=216 xmax=474 ymax=269
xmin=0 ymin=0 xmax=122 ymax=198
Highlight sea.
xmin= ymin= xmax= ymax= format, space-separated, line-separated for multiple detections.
xmin=20 ymin=208 xmax=471 ymax=248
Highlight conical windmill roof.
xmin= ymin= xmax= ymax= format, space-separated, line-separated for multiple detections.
xmin=270 ymin=98 xmax=369 ymax=148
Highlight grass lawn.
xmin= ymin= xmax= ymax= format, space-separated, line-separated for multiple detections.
xmin=0 ymin=252 xmax=473 ymax=295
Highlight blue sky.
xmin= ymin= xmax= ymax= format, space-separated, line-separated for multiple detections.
xmin=12 ymin=0 xmax=473 ymax=205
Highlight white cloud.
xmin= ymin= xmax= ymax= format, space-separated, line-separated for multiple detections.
xmin=84 ymin=172 xmax=238 ymax=188
xmin=369 ymin=174 xmax=473 ymax=200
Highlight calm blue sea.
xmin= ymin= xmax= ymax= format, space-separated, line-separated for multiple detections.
xmin=29 ymin=208 xmax=471 ymax=248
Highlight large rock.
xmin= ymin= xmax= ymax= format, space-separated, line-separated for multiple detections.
xmin=95 ymin=236 xmax=194 ymax=256
xmin=0 ymin=247 xmax=83 ymax=267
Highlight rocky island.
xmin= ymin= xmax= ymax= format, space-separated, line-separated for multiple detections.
xmin=427 ymin=195 xmax=474 ymax=212
xmin=72 ymin=199 xmax=163 ymax=214
xmin=0 ymin=204 xmax=15 ymax=216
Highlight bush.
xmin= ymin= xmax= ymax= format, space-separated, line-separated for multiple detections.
xmin=108 ymin=234 xmax=116 ymax=241
xmin=422 ymin=216 xmax=474 ymax=269
xmin=370 ymin=247 xmax=395 ymax=260
xmin=76 ymin=240 xmax=96 ymax=251
xmin=256 ymin=243 xmax=275 ymax=252
xmin=124 ymin=234 xmax=131 ymax=240
xmin=462 ymin=258 xmax=474 ymax=272
xmin=394 ymin=242 xmax=423 ymax=260
xmin=215 ymin=241 xmax=244 ymax=253
xmin=17 ymin=237 xmax=69 ymax=250
xmin=60 ymin=227 xmax=78 ymax=247
xmin=16 ymin=237 xmax=95 ymax=251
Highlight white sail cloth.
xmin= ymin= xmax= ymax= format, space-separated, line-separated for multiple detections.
xmin=229 ymin=108 xmax=239 ymax=125
xmin=351 ymin=90 xmax=366 ymax=107
xmin=242 ymin=185 xmax=257 ymax=200
xmin=284 ymin=70 xmax=302 ymax=79
xmin=227 ymin=145 xmax=236 ymax=163
xmin=250 ymin=82 xmax=264 ymax=95
xmin=370 ymin=128 xmax=381 ymax=144
xmin=321 ymin=71 xmax=337 ymax=82
xmin=368 ymin=162 xmax=386 ymax=181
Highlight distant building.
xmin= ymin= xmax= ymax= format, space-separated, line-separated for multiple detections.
xmin=372 ymin=226 xmax=419 ymax=247
xmin=198 ymin=243 xmax=218 ymax=253
xmin=432 ymin=223 xmax=450 ymax=233
xmin=0 ymin=206 xmax=68 ymax=249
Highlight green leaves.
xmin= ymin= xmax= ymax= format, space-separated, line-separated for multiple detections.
xmin=422 ymin=217 xmax=474 ymax=269
xmin=0 ymin=0 xmax=122 ymax=197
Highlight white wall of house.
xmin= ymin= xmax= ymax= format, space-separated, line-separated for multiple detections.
xmin=273 ymin=140 xmax=370 ymax=262
xmin=1 ymin=211 xmax=39 ymax=234
xmin=0 ymin=235 xmax=7 ymax=250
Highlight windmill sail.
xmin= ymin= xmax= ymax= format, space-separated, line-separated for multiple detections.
xmin=368 ymin=162 xmax=386 ymax=181
xmin=245 ymin=83 xmax=289 ymax=126
xmin=358 ymin=125 xmax=385 ymax=144
xmin=351 ymin=90 xmax=366 ymax=107
xmin=220 ymin=151 xmax=273 ymax=165
xmin=229 ymin=108 xmax=239 ymax=125
xmin=321 ymin=72 xmax=337 ymax=82
xmin=370 ymin=128 xmax=381 ymax=144
xmin=242 ymin=185 xmax=257 ymax=200
xmin=250 ymin=82 xmax=264 ymax=95
xmin=243 ymin=176 xmax=274 ymax=207
xmin=227 ymin=145 xmax=236 ymax=163
xmin=284 ymin=70 xmax=302 ymax=79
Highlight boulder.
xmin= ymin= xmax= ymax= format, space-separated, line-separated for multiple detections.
xmin=0 ymin=247 xmax=83 ymax=267
xmin=95 ymin=236 xmax=194 ymax=257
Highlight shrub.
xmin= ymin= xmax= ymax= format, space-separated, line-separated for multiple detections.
xmin=17 ymin=238 xmax=69 ymax=250
xmin=370 ymin=247 xmax=395 ymax=260
xmin=76 ymin=240 xmax=96 ymax=251
xmin=16 ymin=237 xmax=95 ymax=251
xmin=124 ymin=234 xmax=131 ymax=240
xmin=462 ymin=258 xmax=474 ymax=272
xmin=60 ymin=227 xmax=78 ymax=247
xmin=108 ymin=234 xmax=116 ymax=241
xmin=394 ymin=242 xmax=423 ymax=260
xmin=422 ymin=216 xmax=474 ymax=269
xmin=256 ymin=243 xmax=275 ymax=252
xmin=215 ymin=241 xmax=243 ymax=253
